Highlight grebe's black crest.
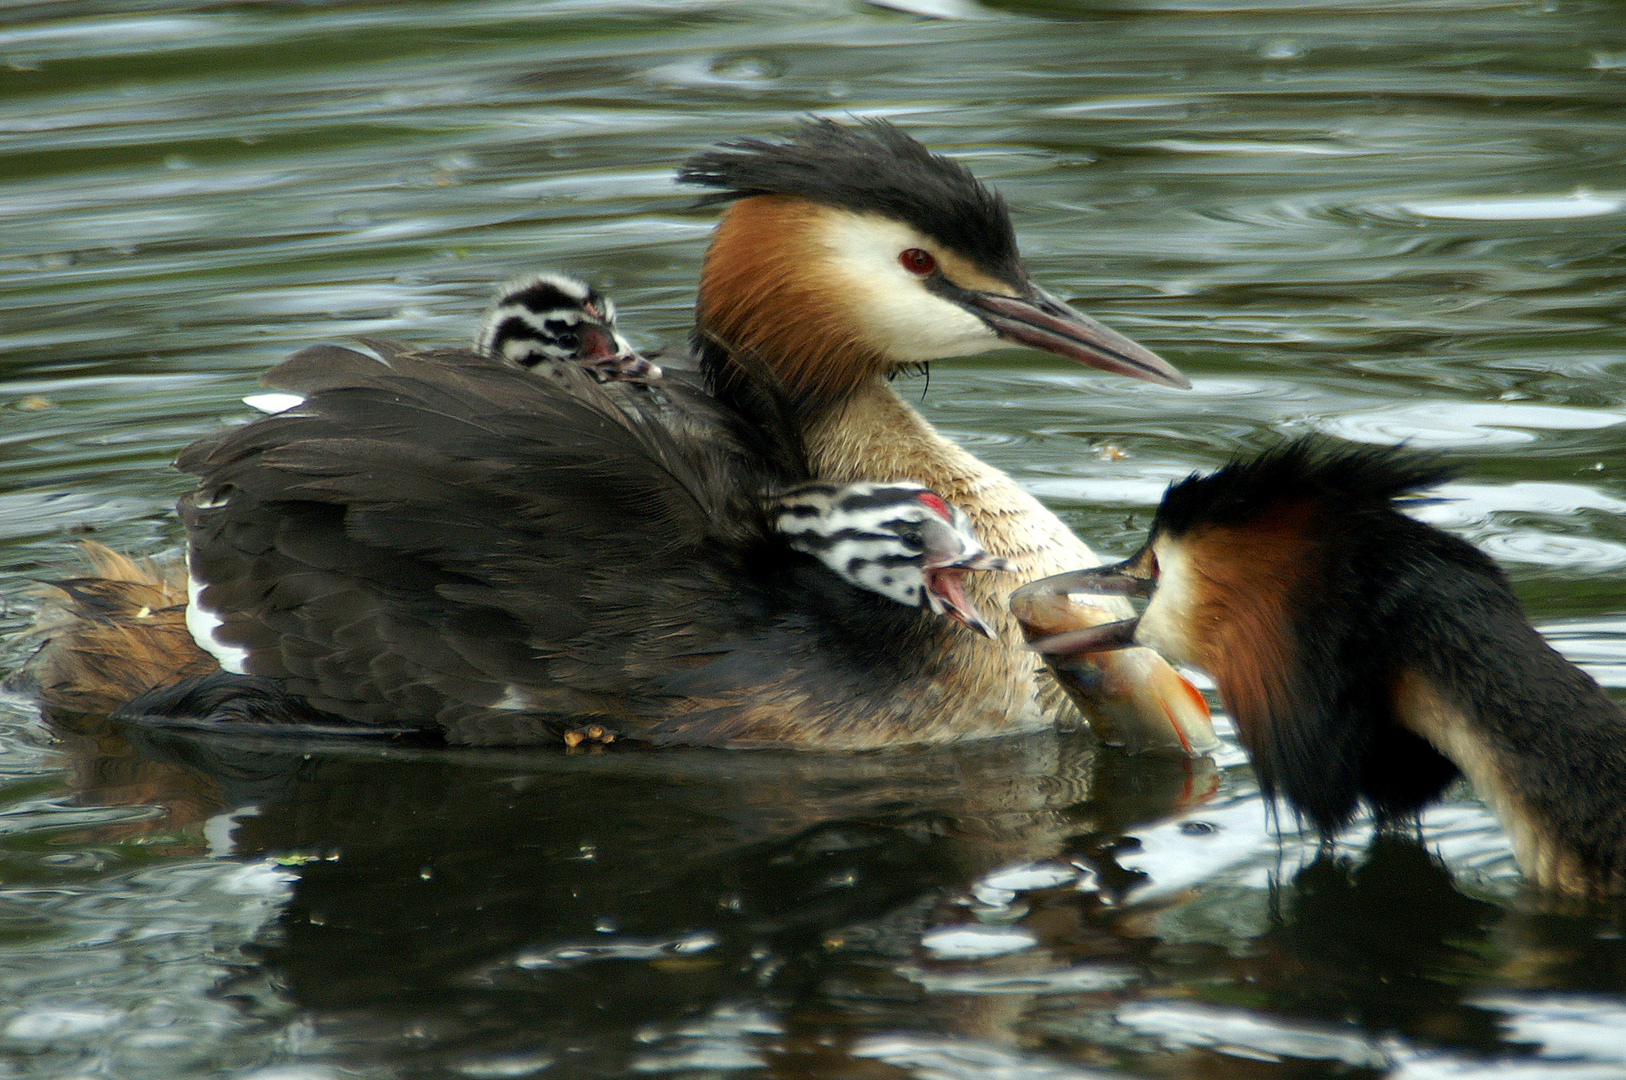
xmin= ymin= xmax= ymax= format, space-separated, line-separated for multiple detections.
xmin=1025 ymin=435 xmax=1626 ymax=893
xmin=678 ymin=118 xmax=1021 ymax=279
xmin=1161 ymin=438 xmax=1470 ymax=835
xmin=1156 ymin=437 xmax=1457 ymax=538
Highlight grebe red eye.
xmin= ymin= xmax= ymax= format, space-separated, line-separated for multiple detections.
xmin=914 ymin=491 xmax=952 ymax=520
xmin=899 ymin=248 xmax=936 ymax=275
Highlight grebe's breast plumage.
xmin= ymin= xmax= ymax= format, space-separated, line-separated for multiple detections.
xmin=1023 ymin=437 xmax=1626 ymax=896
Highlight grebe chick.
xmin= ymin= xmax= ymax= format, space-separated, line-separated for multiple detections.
xmin=476 ymin=271 xmax=661 ymax=383
xmin=1018 ymin=437 xmax=1626 ymax=897
xmin=773 ymin=479 xmax=1005 ymax=639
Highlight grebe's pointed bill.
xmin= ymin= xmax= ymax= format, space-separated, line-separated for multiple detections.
xmin=1027 ymin=616 xmax=1139 ymax=656
xmin=947 ymin=283 xmax=1189 ymax=390
xmin=1011 ymin=555 xmax=1155 ymax=655
xmin=925 ymin=550 xmax=1008 ymax=640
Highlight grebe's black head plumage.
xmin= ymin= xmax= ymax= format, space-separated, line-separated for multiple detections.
xmin=1023 ymin=436 xmax=1469 ymax=834
xmin=680 ymin=119 xmax=1187 ymax=423
xmin=1154 ymin=437 xmax=1457 ymax=539
xmin=1027 ymin=436 xmax=1626 ymax=894
xmin=678 ymin=118 xmax=1023 ymax=284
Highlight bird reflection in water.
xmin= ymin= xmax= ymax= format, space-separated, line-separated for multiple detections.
xmin=36 ymin=710 xmax=1217 ymax=1073
xmin=36 ymin=710 xmax=1626 ymax=1077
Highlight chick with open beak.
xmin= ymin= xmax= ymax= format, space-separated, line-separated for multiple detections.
xmin=773 ymin=482 xmax=1007 ymax=638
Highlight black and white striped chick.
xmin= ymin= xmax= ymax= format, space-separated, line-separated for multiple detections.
xmin=1017 ymin=437 xmax=1626 ymax=897
xmin=475 ymin=271 xmax=660 ymax=383
xmin=774 ymin=481 xmax=1005 ymax=639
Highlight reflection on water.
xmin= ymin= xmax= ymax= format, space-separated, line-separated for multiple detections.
xmin=2 ymin=0 xmax=1626 ymax=1077
xmin=40 ymin=714 xmax=1626 ymax=1080
xmin=34 ymin=717 xmax=1212 ymax=1077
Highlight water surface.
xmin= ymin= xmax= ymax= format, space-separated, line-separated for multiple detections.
xmin=2 ymin=2 xmax=1625 ymax=1078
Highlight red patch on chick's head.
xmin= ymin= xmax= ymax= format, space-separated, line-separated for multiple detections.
xmin=914 ymin=491 xmax=951 ymax=520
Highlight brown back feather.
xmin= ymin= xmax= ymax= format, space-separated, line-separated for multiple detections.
xmin=24 ymin=542 xmax=217 ymax=715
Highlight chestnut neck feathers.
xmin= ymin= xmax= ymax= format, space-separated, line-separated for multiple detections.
xmin=681 ymin=122 xmax=1112 ymax=583
xmin=1141 ymin=439 xmax=1626 ymax=895
xmin=693 ymin=195 xmax=887 ymax=417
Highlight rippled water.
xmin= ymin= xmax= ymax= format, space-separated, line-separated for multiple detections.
xmin=2 ymin=1 xmax=1625 ymax=1078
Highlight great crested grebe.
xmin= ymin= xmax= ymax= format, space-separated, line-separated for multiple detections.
xmin=28 ymin=278 xmax=999 ymax=738
xmin=670 ymin=118 xmax=1210 ymax=749
xmin=32 ymin=121 xmax=1217 ymax=750
xmin=152 ymin=343 xmax=1015 ymax=746
xmin=1017 ymin=437 xmax=1626 ymax=896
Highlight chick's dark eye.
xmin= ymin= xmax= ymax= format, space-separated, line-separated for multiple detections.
xmin=898 ymin=528 xmax=925 ymax=551
xmin=899 ymin=248 xmax=936 ymax=275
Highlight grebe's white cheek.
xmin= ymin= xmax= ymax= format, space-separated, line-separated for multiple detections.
xmin=1130 ymin=540 xmax=1201 ymax=668
xmin=815 ymin=211 xmax=999 ymax=363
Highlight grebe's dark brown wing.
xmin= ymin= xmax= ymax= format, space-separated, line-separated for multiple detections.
xmin=176 ymin=341 xmax=790 ymax=743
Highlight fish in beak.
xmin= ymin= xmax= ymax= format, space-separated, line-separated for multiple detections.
xmin=1008 ymin=551 xmax=1216 ymax=755
xmin=1010 ymin=552 xmax=1156 ymax=656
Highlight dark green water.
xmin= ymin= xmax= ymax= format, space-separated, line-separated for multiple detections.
xmin=1 ymin=2 xmax=1625 ymax=1078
